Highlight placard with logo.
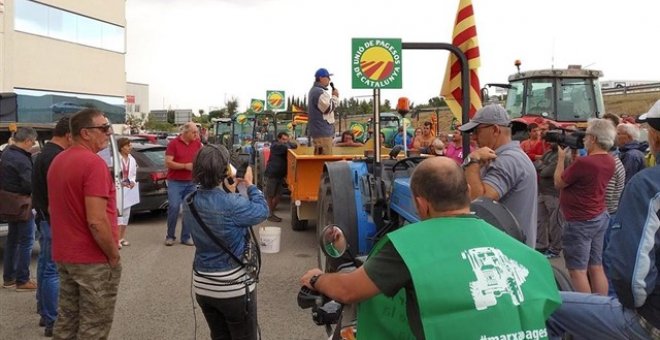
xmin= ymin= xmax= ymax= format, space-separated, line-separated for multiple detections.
xmin=352 ymin=38 xmax=402 ymax=89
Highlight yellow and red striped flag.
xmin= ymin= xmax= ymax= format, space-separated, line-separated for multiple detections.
xmin=292 ymin=104 xmax=304 ymax=113
xmin=291 ymin=104 xmax=308 ymax=124
xmin=440 ymin=0 xmax=482 ymax=122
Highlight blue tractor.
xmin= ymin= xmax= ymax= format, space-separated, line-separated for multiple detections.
xmin=315 ymin=42 xmax=477 ymax=270
xmin=314 ymin=43 xmax=572 ymax=292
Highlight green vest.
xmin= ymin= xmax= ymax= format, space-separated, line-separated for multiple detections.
xmin=358 ymin=217 xmax=561 ymax=340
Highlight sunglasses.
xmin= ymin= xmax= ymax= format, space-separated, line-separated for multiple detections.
xmin=82 ymin=124 xmax=112 ymax=133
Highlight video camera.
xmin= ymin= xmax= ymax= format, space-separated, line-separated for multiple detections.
xmin=543 ymin=129 xmax=586 ymax=149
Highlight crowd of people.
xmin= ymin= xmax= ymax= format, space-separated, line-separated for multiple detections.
xmin=301 ymin=92 xmax=660 ymax=339
xmin=0 ymin=65 xmax=659 ymax=339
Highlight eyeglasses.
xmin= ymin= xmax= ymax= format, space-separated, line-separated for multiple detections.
xmin=82 ymin=124 xmax=112 ymax=133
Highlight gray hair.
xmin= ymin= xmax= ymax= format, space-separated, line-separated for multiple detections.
xmin=13 ymin=127 xmax=38 ymax=142
xmin=193 ymin=144 xmax=230 ymax=189
xmin=617 ymin=123 xmax=640 ymax=141
xmin=587 ymin=118 xmax=616 ymax=150
xmin=181 ymin=122 xmax=197 ymax=133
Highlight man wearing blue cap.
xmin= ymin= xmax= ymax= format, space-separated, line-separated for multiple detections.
xmin=308 ymin=68 xmax=339 ymax=155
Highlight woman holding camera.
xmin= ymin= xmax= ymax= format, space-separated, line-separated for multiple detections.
xmin=183 ymin=144 xmax=269 ymax=340
xmin=116 ymin=137 xmax=137 ymax=249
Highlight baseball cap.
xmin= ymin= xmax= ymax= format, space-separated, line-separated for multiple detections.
xmin=637 ymin=99 xmax=660 ymax=131
xmin=314 ymin=68 xmax=333 ymax=78
xmin=459 ymin=104 xmax=511 ymax=132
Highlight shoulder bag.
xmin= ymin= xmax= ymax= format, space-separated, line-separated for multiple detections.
xmin=186 ymin=192 xmax=261 ymax=281
xmin=0 ymin=189 xmax=32 ymax=222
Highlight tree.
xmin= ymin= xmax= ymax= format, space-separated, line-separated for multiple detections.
xmin=145 ymin=112 xmax=175 ymax=132
xmin=226 ymin=97 xmax=239 ymax=117
xmin=208 ymin=109 xmax=226 ymax=119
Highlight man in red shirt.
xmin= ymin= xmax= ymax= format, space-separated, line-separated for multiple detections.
xmin=165 ymin=122 xmax=202 ymax=246
xmin=520 ymin=123 xmax=545 ymax=161
xmin=48 ymin=109 xmax=121 ymax=339
xmin=554 ymin=118 xmax=615 ymax=295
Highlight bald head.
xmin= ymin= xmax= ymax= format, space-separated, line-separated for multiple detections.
xmin=410 ymin=157 xmax=471 ymax=213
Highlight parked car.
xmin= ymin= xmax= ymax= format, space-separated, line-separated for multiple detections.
xmin=122 ymin=135 xmax=150 ymax=145
xmin=129 ymin=143 xmax=169 ymax=213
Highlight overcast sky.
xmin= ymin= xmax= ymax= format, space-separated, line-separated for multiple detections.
xmin=125 ymin=0 xmax=660 ymax=113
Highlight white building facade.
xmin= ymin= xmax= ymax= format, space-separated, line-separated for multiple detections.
xmin=0 ymin=0 xmax=127 ymax=123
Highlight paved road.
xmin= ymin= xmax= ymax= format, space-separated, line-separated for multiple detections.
xmin=0 ymin=199 xmax=328 ymax=340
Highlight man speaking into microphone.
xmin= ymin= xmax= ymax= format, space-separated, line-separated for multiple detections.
xmin=308 ymin=68 xmax=339 ymax=155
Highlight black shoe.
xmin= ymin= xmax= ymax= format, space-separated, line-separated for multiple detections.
xmin=44 ymin=326 xmax=53 ymax=337
xmin=39 ymin=317 xmax=45 ymax=327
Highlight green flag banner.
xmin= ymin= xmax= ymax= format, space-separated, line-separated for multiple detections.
xmin=349 ymin=122 xmax=368 ymax=143
xmin=250 ymin=99 xmax=264 ymax=113
xmin=266 ymin=90 xmax=285 ymax=111
xmin=351 ymin=38 xmax=402 ymax=89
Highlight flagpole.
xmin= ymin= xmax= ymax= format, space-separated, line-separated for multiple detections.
xmin=402 ymin=42 xmax=471 ymax=157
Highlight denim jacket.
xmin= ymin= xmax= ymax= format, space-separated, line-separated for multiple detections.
xmin=183 ymin=185 xmax=269 ymax=272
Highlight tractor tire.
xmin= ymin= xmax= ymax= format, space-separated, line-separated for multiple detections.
xmin=290 ymin=204 xmax=308 ymax=231
xmin=317 ymin=162 xmax=358 ymax=273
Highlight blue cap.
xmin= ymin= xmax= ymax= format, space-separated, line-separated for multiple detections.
xmin=314 ymin=68 xmax=333 ymax=78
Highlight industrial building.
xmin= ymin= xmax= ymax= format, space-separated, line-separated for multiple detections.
xmin=0 ymin=0 xmax=130 ymax=123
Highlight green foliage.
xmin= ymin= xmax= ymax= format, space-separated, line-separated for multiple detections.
xmin=226 ymin=97 xmax=239 ymax=116
xmin=144 ymin=115 xmax=175 ymax=132
xmin=192 ymin=114 xmax=210 ymax=126
xmin=209 ymin=109 xmax=227 ymax=119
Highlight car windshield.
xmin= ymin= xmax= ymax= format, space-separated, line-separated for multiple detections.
xmin=138 ymin=148 xmax=165 ymax=166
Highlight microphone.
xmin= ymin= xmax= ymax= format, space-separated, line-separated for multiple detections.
xmin=330 ymin=82 xmax=335 ymax=91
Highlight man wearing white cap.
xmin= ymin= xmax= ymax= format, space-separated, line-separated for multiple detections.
xmin=459 ymin=104 xmax=538 ymax=248
xmin=548 ymin=99 xmax=660 ymax=339
xmin=308 ymin=68 xmax=339 ymax=155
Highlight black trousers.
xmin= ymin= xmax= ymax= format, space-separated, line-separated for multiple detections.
xmin=196 ymin=290 xmax=259 ymax=340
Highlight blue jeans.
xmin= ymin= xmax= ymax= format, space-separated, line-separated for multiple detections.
xmin=603 ymin=212 xmax=617 ymax=297
xmin=166 ymin=180 xmax=196 ymax=242
xmin=37 ymin=220 xmax=59 ymax=327
xmin=2 ymin=216 xmax=36 ymax=284
xmin=547 ymin=291 xmax=652 ymax=339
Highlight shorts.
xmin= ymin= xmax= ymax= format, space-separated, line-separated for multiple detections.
xmin=117 ymin=206 xmax=131 ymax=226
xmin=264 ymin=177 xmax=284 ymax=199
xmin=562 ymin=211 xmax=609 ymax=270
xmin=312 ymin=137 xmax=333 ymax=155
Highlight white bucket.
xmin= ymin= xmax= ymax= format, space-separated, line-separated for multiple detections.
xmin=259 ymin=226 xmax=281 ymax=254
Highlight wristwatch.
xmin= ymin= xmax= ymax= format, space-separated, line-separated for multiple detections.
xmin=462 ymin=155 xmax=480 ymax=169
xmin=309 ymin=274 xmax=322 ymax=290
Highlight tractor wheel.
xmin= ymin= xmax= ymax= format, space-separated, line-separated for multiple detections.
xmin=290 ymin=204 xmax=308 ymax=231
xmin=316 ymin=162 xmax=358 ymax=273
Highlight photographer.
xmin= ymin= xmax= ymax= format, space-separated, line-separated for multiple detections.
xmin=553 ymin=118 xmax=615 ymax=295
xmin=547 ymin=101 xmax=660 ymax=340
xmin=183 ymin=144 xmax=269 ymax=340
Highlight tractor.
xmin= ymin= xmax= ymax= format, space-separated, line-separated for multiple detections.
xmin=482 ymin=62 xmax=604 ymax=137
xmin=312 ymin=47 xmax=574 ymax=294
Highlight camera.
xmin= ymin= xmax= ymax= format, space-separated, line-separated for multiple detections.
xmin=543 ymin=129 xmax=586 ymax=149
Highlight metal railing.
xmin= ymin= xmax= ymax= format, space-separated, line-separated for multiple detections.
xmin=602 ymin=82 xmax=660 ymax=95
